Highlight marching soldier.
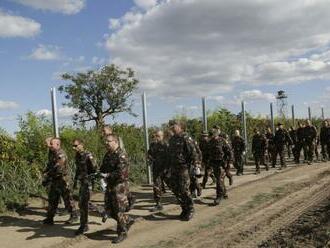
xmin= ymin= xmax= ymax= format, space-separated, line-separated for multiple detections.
xmin=100 ymin=134 xmax=134 ymax=243
xmin=72 ymin=139 xmax=97 ymax=235
xmin=42 ymin=138 xmax=78 ymax=225
xmin=167 ymin=120 xmax=199 ymax=221
xmin=304 ymin=120 xmax=317 ymax=165
xmin=190 ymin=140 xmax=203 ymax=198
xmin=208 ymin=126 xmax=232 ymax=205
xmin=200 ymin=131 xmax=215 ymax=188
xmin=252 ymin=129 xmax=267 ymax=174
xmin=231 ymin=130 xmax=245 ymax=176
xmin=294 ymin=122 xmax=306 ymax=164
xmin=320 ymin=120 xmax=328 ymax=161
xmin=147 ymin=130 xmax=169 ymax=211
xmin=265 ymin=128 xmax=275 ymax=167
xmin=273 ymin=123 xmax=292 ymax=169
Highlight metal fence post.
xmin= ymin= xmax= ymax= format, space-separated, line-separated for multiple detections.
xmin=142 ymin=92 xmax=152 ymax=185
xmin=51 ymin=87 xmax=59 ymax=138
xmin=202 ymin=97 xmax=207 ymax=132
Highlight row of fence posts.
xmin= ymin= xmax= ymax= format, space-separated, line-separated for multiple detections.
xmin=49 ymin=89 xmax=327 ymax=185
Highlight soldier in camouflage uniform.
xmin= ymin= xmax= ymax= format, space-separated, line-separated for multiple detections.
xmin=168 ymin=120 xmax=199 ymax=221
xmin=100 ymin=134 xmax=134 ymax=244
xmin=148 ymin=130 xmax=169 ymax=211
xmin=294 ymin=122 xmax=307 ymax=164
xmin=42 ymin=138 xmax=78 ymax=225
xmin=72 ymin=139 xmax=97 ymax=235
xmin=304 ymin=120 xmax=317 ymax=165
xmin=231 ymin=130 xmax=245 ymax=176
xmin=265 ymin=128 xmax=275 ymax=167
xmin=223 ymin=134 xmax=233 ymax=186
xmin=208 ymin=126 xmax=232 ymax=205
xmin=252 ymin=129 xmax=267 ymax=174
xmin=319 ymin=120 xmax=328 ymax=161
xmin=190 ymin=140 xmax=203 ymax=198
xmin=273 ymin=123 xmax=292 ymax=169
xmin=200 ymin=131 xmax=215 ymax=188
xmin=102 ymin=125 xmax=135 ymax=211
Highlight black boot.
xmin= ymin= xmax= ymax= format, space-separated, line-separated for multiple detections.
xmin=214 ymin=197 xmax=221 ymax=206
xmin=113 ymin=233 xmax=127 ymax=244
xmin=42 ymin=217 xmax=54 ymax=225
xmin=181 ymin=209 xmax=194 ymax=221
xmin=75 ymin=225 xmax=89 ymax=235
xmin=150 ymin=203 xmax=163 ymax=212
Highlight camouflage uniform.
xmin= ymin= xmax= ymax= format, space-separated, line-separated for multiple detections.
xmin=294 ymin=126 xmax=306 ymax=163
xmin=74 ymin=151 xmax=97 ymax=229
xmin=289 ymin=129 xmax=297 ymax=160
xmin=45 ymin=149 xmax=76 ymax=221
xmin=304 ymin=125 xmax=317 ymax=163
xmin=320 ymin=125 xmax=328 ymax=160
xmin=265 ymin=131 xmax=275 ymax=166
xmin=100 ymin=147 xmax=130 ymax=237
xmin=148 ymin=141 xmax=169 ymax=205
xmin=200 ymin=136 xmax=215 ymax=188
xmin=189 ymin=141 xmax=202 ymax=197
xmin=273 ymin=128 xmax=292 ymax=168
xmin=231 ymin=135 xmax=245 ymax=175
xmin=252 ymin=133 xmax=267 ymax=173
xmin=208 ymin=135 xmax=231 ymax=201
xmin=168 ymin=132 xmax=198 ymax=219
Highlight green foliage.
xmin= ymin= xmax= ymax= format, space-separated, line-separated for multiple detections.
xmin=59 ymin=64 xmax=139 ymax=128
xmin=15 ymin=112 xmax=53 ymax=164
xmin=0 ymin=161 xmax=44 ymax=212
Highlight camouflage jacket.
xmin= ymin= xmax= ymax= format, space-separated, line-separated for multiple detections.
xmin=208 ymin=135 xmax=231 ymax=162
xmin=304 ymin=125 xmax=317 ymax=143
xmin=231 ymin=136 xmax=245 ymax=155
xmin=100 ymin=147 xmax=129 ymax=187
xmin=252 ymin=134 xmax=267 ymax=154
xmin=47 ymin=149 xmax=69 ymax=180
xmin=148 ymin=141 xmax=169 ymax=171
xmin=274 ymin=129 xmax=292 ymax=147
xmin=74 ymin=151 xmax=97 ymax=184
xmin=168 ymin=132 xmax=199 ymax=170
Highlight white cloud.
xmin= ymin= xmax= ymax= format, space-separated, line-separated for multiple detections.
xmin=36 ymin=107 xmax=78 ymax=118
xmin=238 ymin=90 xmax=275 ymax=103
xmin=109 ymin=18 xmax=121 ymax=30
xmin=208 ymin=96 xmax=224 ymax=102
xmin=12 ymin=0 xmax=85 ymax=15
xmin=134 ymin=0 xmax=158 ymax=10
xmin=0 ymin=10 xmax=40 ymax=38
xmin=0 ymin=100 xmax=19 ymax=110
xmin=92 ymin=56 xmax=106 ymax=65
xmin=104 ymin=0 xmax=330 ymax=97
xmin=28 ymin=44 xmax=61 ymax=60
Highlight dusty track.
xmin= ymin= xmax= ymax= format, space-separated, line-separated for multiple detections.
xmin=1 ymin=162 xmax=330 ymax=248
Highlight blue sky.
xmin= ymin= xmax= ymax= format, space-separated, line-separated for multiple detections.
xmin=1 ymin=0 xmax=330 ymax=135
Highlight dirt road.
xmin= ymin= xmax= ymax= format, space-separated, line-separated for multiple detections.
xmin=1 ymin=162 xmax=329 ymax=248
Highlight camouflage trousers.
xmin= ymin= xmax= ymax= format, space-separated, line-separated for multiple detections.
xmin=169 ymin=167 xmax=194 ymax=213
xmin=78 ymin=182 xmax=90 ymax=227
xmin=47 ymin=178 xmax=76 ymax=219
xmin=254 ymin=152 xmax=266 ymax=170
xmin=233 ymin=152 xmax=244 ymax=174
xmin=104 ymin=182 xmax=129 ymax=235
xmin=201 ymin=163 xmax=215 ymax=187
xmin=294 ymin=142 xmax=307 ymax=162
xmin=305 ymin=142 xmax=315 ymax=162
xmin=210 ymin=161 xmax=226 ymax=198
xmin=272 ymin=147 xmax=286 ymax=167
xmin=152 ymin=169 xmax=166 ymax=204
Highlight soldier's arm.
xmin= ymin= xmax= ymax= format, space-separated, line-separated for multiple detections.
xmin=87 ymin=153 xmax=97 ymax=174
xmin=113 ymin=153 xmax=129 ymax=182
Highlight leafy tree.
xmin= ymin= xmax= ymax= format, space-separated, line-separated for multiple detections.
xmin=59 ymin=64 xmax=139 ymax=128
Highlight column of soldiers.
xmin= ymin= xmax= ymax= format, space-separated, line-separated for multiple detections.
xmin=41 ymin=119 xmax=330 ymax=244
